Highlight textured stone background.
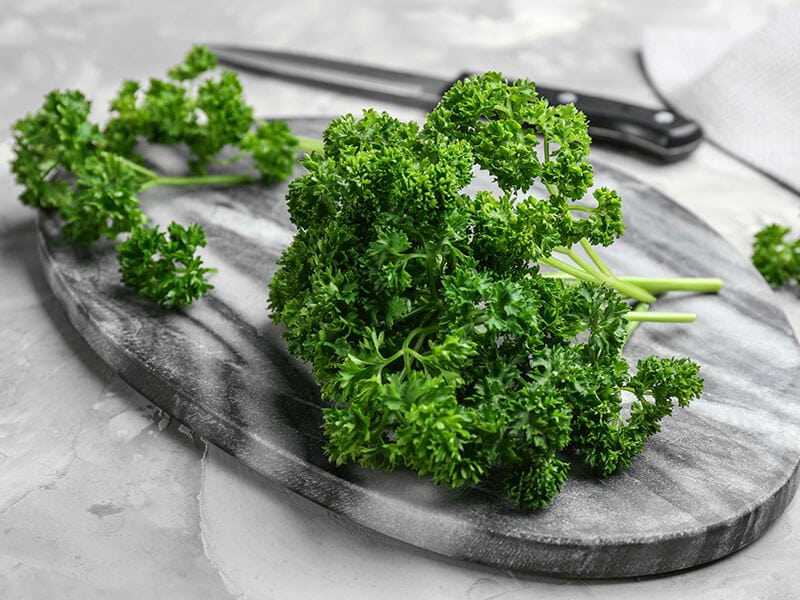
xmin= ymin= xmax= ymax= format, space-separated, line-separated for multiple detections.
xmin=2 ymin=1 xmax=800 ymax=598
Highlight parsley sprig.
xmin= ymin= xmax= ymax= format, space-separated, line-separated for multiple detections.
xmin=269 ymin=73 xmax=722 ymax=509
xmin=752 ymin=223 xmax=800 ymax=288
xmin=10 ymin=45 xmax=322 ymax=308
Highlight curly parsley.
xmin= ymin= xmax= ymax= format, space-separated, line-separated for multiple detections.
xmin=752 ymin=223 xmax=800 ymax=288
xmin=10 ymin=45 xmax=322 ymax=308
xmin=269 ymin=73 xmax=721 ymax=509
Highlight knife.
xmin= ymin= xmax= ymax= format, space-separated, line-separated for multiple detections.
xmin=206 ymin=44 xmax=703 ymax=162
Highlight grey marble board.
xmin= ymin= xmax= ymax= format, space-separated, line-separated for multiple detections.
xmin=36 ymin=118 xmax=800 ymax=578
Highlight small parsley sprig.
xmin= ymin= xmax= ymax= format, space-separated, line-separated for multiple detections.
xmin=117 ymin=222 xmax=215 ymax=310
xmin=10 ymin=45 xmax=322 ymax=308
xmin=269 ymin=73 xmax=722 ymax=509
xmin=752 ymin=223 xmax=800 ymax=288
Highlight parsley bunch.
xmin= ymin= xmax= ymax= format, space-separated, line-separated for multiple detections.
xmin=10 ymin=45 xmax=322 ymax=308
xmin=269 ymin=73 xmax=721 ymax=509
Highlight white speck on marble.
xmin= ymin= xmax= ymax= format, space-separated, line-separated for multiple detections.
xmin=107 ymin=409 xmax=152 ymax=444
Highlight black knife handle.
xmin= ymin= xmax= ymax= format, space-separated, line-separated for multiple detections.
xmin=451 ymin=73 xmax=702 ymax=162
xmin=535 ymin=85 xmax=702 ymax=162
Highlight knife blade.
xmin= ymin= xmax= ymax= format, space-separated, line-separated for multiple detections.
xmin=206 ymin=44 xmax=703 ymax=162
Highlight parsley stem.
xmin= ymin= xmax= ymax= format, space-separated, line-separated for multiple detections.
xmin=547 ymin=248 xmax=656 ymax=303
xmin=554 ymin=245 xmax=607 ymax=281
xmin=116 ymin=154 xmax=256 ymax=190
xmin=579 ymin=238 xmax=612 ymax=276
xmin=539 ymin=255 xmax=593 ymax=283
xmin=608 ymin=278 xmax=657 ymax=304
xmin=624 ymin=302 xmax=650 ymax=342
xmin=567 ymin=205 xmax=596 ymax=215
xmin=113 ymin=154 xmax=160 ymax=179
xmin=622 ymin=303 xmax=696 ymax=345
xmin=142 ymin=174 xmax=257 ymax=190
xmin=624 ymin=310 xmax=695 ymax=322
xmin=296 ymin=135 xmax=325 ymax=154
xmin=617 ymin=276 xmax=723 ymax=294
xmin=541 ymin=271 xmax=724 ymax=295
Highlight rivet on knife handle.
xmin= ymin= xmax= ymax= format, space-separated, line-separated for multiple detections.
xmin=533 ymin=85 xmax=702 ymax=162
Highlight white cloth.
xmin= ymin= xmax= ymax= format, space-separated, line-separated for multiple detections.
xmin=641 ymin=9 xmax=800 ymax=193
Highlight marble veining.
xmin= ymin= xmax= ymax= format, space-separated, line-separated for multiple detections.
xmin=35 ymin=118 xmax=800 ymax=578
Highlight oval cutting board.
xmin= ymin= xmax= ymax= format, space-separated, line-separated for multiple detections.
xmin=36 ymin=118 xmax=800 ymax=578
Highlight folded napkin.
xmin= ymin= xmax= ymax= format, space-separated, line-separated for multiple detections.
xmin=641 ymin=9 xmax=800 ymax=193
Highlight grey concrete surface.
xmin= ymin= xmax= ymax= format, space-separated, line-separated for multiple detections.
xmin=2 ymin=1 xmax=800 ymax=598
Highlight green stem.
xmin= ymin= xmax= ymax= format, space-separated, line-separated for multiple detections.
xmin=624 ymin=310 xmax=696 ymax=323
xmin=400 ymin=325 xmax=439 ymax=371
xmin=539 ymin=255 xmax=595 ymax=284
xmin=621 ymin=304 xmax=697 ymax=346
xmin=543 ymin=134 xmax=550 ymax=163
xmin=296 ymin=135 xmax=325 ymax=154
xmin=548 ymin=247 xmax=656 ymax=303
xmin=114 ymin=154 xmax=160 ymax=180
xmin=623 ymin=306 xmax=696 ymax=345
xmin=115 ymin=154 xmax=258 ymax=190
xmin=617 ymin=276 xmax=723 ymax=295
xmin=540 ymin=272 xmax=723 ymax=296
xmin=579 ymin=238 xmax=612 ymax=276
xmin=552 ymin=245 xmax=592 ymax=271
xmin=624 ymin=302 xmax=650 ymax=343
xmin=539 ymin=271 xmax=578 ymax=281
xmin=567 ymin=205 xmax=596 ymax=215
xmin=605 ymin=278 xmax=657 ymax=304
xmin=142 ymin=173 xmax=257 ymax=190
